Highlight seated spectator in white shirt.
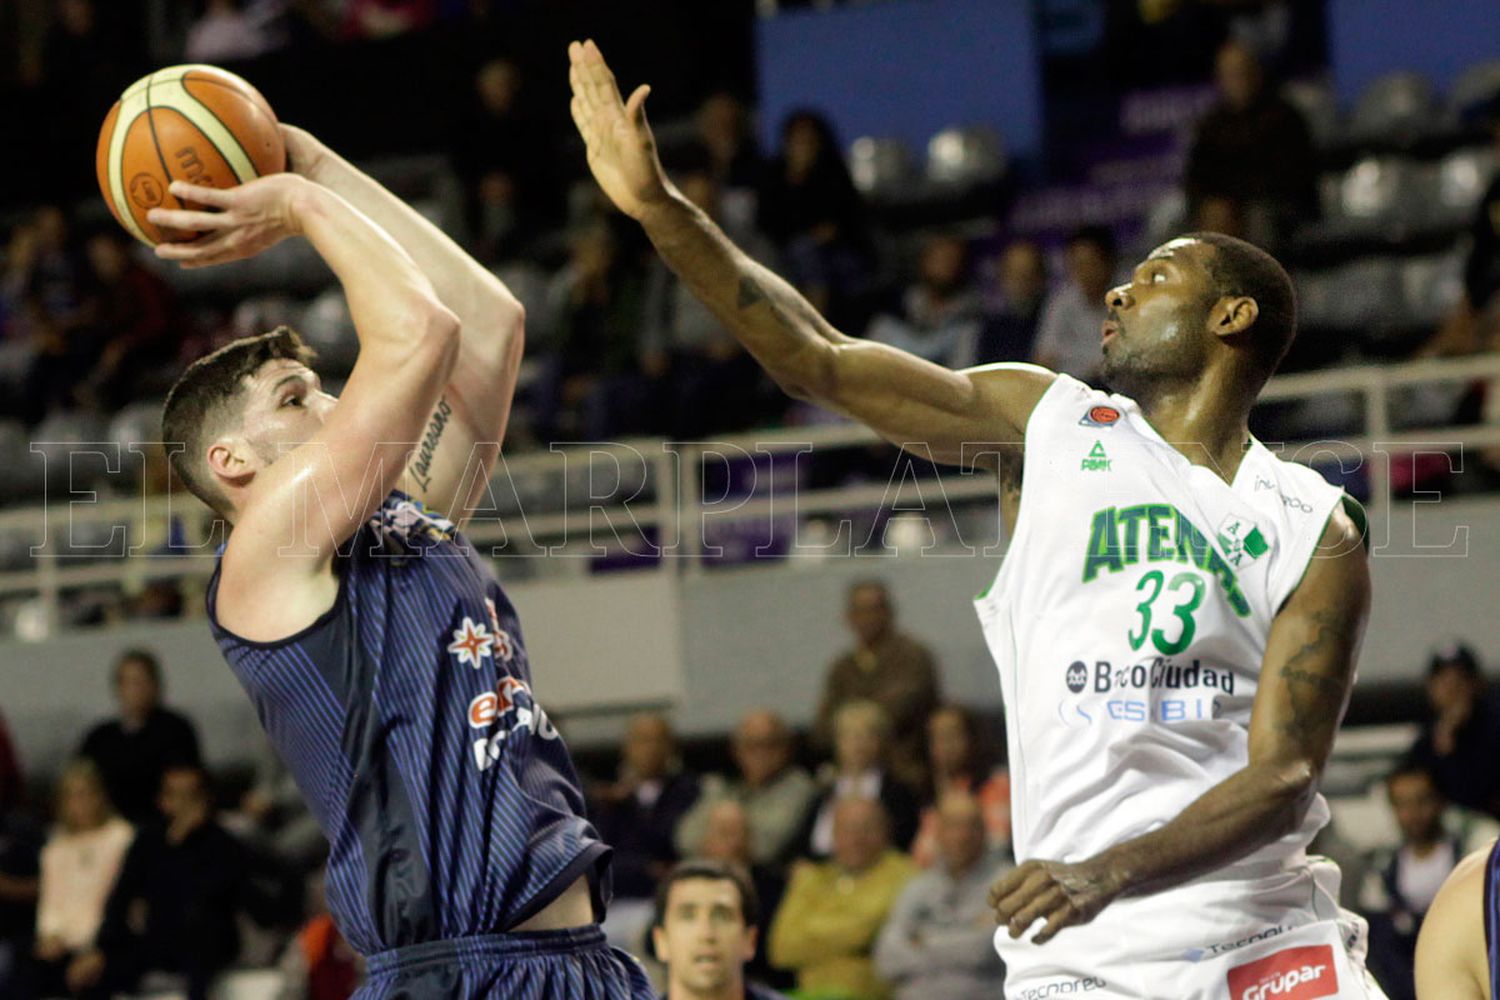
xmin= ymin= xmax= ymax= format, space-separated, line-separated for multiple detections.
xmin=1032 ymin=226 xmax=1118 ymax=382
xmin=875 ymin=791 xmax=1009 ymax=1000
xmin=33 ymin=759 xmax=134 ymax=998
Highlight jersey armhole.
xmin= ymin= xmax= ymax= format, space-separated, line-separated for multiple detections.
xmin=207 ymin=550 xmax=353 ymax=650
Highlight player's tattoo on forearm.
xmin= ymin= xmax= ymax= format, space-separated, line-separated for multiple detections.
xmin=1276 ymin=608 xmax=1350 ymax=741
xmin=736 ymin=276 xmax=767 ymax=310
xmin=409 ymin=395 xmax=452 ymax=493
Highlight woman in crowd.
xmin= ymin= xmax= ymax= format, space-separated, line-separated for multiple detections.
xmin=33 ymin=759 xmax=133 ymax=998
xmin=909 ymin=705 xmax=1010 ymax=867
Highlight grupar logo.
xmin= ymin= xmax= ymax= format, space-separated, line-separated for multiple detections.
xmin=1226 ymin=945 xmax=1337 ymax=1000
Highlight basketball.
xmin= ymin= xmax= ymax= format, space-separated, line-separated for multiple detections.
xmin=95 ymin=64 xmax=285 ymax=247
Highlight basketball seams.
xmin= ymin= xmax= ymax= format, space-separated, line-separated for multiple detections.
xmin=149 ymin=74 xmax=258 ymax=184
xmin=143 ymin=71 xmax=190 ymax=229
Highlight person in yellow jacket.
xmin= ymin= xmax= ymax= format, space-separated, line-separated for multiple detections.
xmin=768 ymin=798 xmax=916 ymax=1000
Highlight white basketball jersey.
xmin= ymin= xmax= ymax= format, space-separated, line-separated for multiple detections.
xmin=974 ymin=374 xmax=1347 ymax=869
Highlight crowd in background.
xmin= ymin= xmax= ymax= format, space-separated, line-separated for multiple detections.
xmin=1 ymin=583 xmax=1498 ymax=999
xmin=2 ymin=1 xmax=1497 ymax=458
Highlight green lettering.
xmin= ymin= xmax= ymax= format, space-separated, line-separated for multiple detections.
xmin=1083 ymin=508 xmax=1123 ymax=583
xmin=1118 ymin=506 xmax=1149 ymax=564
xmin=1146 ymin=504 xmax=1173 ymax=562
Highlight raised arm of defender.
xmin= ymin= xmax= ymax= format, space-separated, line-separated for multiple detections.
xmin=567 ymin=40 xmax=1053 ymax=466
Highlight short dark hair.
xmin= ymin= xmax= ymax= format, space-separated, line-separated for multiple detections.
xmin=1184 ymin=232 xmax=1297 ymax=377
xmin=1386 ymin=760 xmax=1440 ymax=794
xmin=847 ymin=578 xmax=890 ymax=605
xmin=161 ymin=327 xmax=317 ymax=517
xmin=652 ymin=859 xmax=760 ymax=931
xmin=1427 ymin=643 xmax=1481 ymax=680
xmin=114 ymin=648 xmax=162 ymax=688
xmin=1068 ymin=225 xmax=1117 ymax=261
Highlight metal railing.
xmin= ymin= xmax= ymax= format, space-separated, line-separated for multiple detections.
xmin=3 ymin=353 xmax=1500 ymax=634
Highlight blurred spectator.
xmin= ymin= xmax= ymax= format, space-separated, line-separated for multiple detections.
xmin=651 ymin=860 xmax=788 ymax=1000
xmin=224 ymin=738 xmax=325 ymax=875
xmin=342 ymin=0 xmax=435 ymax=40
xmin=1462 ymin=111 xmax=1500 ymax=326
xmin=1032 ymin=226 xmax=1116 ymax=382
xmin=970 ymin=239 xmax=1049 ymax=366
xmin=758 ymin=111 xmax=875 ymax=331
xmin=1360 ymin=765 xmax=1464 ymax=1000
xmin=676 ymin=710 xmax=817 ymax=869
xmin=0 ymin=749 xmax=41 ymax=1000
xmin=643 ymin=166 xmax=778 ymax=438
xmin=451 ymin=58 xmax=552 ymax=262
xmin=0 ymin=710 xmax=22 ymax=813
xmin=1 ymin=208 xmax=89 ymax=424
xmin=698 ymin=800 xmax=789 ymax=990
xmin=538 ymin=219 xmax=654 ymax=439
xmin=275 ymin=874 xmax=361 ymax=1000
xmin=1407 ymin=643 xmax=1500 ymax=819
xmin=1183 ymin=39 xmax=1317 ymax=248
xmin=768 ymin=797 xmax=914 ymax=999
xmin=813 ymin=579 xmax=939 ymax=789
xmin=874 ymin=792 xmax=1009 ymax=999
xmin=185 ymin=0 xmax=280 ymax=63
xmin=74 ymin=230 xmax=180 ymax=412
xmin=800 ymin=701 xmax=919 ymax=858
xmin=909 ymin=706 xmax=1009 ymax=868
xmin=695 ymin=92 xmax=763 ymax=197
xmin=865 ymin=233 xmax=983 ymax=368
xmin=591 ymin=713 xmax=700 ymax=900
xmin=80 ymin=766 xmax=249 ymax=1000
xmin=77 ymin=649 xmax=202 ymax=823
xmin=38 ymin=1 xmax=138 ymax=199
xmin=33 ymin=760 xmax=132 ymax=1000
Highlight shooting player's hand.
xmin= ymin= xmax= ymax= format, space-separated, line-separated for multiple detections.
xmin=148 ymin=174 xmax=309 ymax=268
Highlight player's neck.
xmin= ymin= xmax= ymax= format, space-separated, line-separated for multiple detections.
xmin=1135 ymin=383 xmax=1253 ymax=486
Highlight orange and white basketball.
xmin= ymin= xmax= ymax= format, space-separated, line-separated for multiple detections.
xmin=96 ymin=64 xmax=286 ymax=247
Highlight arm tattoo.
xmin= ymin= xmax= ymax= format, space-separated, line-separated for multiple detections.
xmin=409 ymin=396 xmax=452 ymax=493
xmin=1276 ymin=608 xmax=1349 ymax=741
xmin=736 ymin=276 xmax=766 ymax=310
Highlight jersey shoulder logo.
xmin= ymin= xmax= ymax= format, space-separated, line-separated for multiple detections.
xmin=1216 ymin=515 xmax=1269 ymax=567
xmin=447 ymin=616 xmax=494 ymax=668
xmin=1081 ymin=440 xmax=1112 ymax=472
xmin=1079 ymin=405 xmax=1121 ymax=428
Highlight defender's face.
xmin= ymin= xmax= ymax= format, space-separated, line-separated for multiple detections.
xmin=1099 ymin=239 xmax=1217 ymax=389
xmin=652 ymin=879 xmax=754 ymax=994
xmin=234 ymin=359 xmax=338 ymax=469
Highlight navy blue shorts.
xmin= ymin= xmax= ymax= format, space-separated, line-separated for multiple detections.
xmin=358 ymin=925 xmax=655 ymax=999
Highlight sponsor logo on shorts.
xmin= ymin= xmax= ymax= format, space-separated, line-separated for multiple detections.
xmin=1015 ymin=977 xmax=1107 ymax=999
xmin=1227 ymin=945 xmax=1337 ymax=1000
xmin=1079 ymin=406 xmax=1121 ymax=428
xmin=1184 ymin=924 xmax=1293 ymax=961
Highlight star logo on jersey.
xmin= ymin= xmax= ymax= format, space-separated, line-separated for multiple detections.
xmin=447 ymin=616 xmax=494 ymax=668
xmin=1081 ymin=440 xmax=1111 ymax=472
xmin=1217 ymin=515 xmax=1269 ymax=566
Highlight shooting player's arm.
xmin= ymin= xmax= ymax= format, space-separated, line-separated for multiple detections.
xmin=283 ymin=126 xmax=523 ymax=525
xmin=155 ymin=177 xmax=459 ymax=636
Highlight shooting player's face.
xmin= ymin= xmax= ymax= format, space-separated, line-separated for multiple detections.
xmin=1099 ymin=239 xmax=1217 ymax=391
xmin=236 ymin=359 xmax=337 ymax=468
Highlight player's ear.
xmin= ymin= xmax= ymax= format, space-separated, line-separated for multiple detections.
xmin=206 ymin=437 xmax=255 ymax=483
xmin=650 ymin=925 xmax=670 ymax=964
xmin=742 ymin=924 xmax=758 ymax=961
xmin=1209 ymin=295 xmax=1259 ymax=340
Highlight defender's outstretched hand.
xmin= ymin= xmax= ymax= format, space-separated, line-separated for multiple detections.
xmin=148 ymin=175 xmax=309 ymax=268
xmin=568 ymin=39 xmax=670 ymax=220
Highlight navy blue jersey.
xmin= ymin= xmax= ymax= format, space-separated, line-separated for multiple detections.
xmin=207 ymin=491 xmax=610 ymax=956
